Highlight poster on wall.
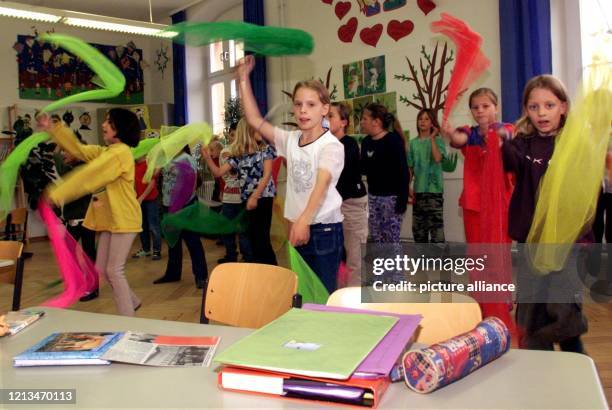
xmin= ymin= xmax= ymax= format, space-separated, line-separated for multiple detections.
xmin=373 ymin=91 xmax=396 ymax=117
xmin=15 ymin=35 xmax=144 ymax=104
xmin=337 ymin=99 xmax=355 ymax=135
xmin=128 ymin=105 xmax=151 ymax=131
xmin=364 ymin=55 xmax=386 ymax=95
xmin=343 ymin=61 xmax=364 ymax=99
xmin=352 ymin=95 xmax=373 ymax=134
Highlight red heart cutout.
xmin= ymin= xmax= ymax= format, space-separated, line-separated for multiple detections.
xmin=321 ymin=0 xmax=332 ymax=4
xmin=334 ymin=1 xmax=352 ymax=20
xmin=417 ymin=0 xmax=436 ymax=15
xmin=387 ymin=19 xmax=414 ymax=41
xmin=360 ymin=24 xmax=383 ymax=47
xmin=338 ymin=17 xmax=358 ymax=42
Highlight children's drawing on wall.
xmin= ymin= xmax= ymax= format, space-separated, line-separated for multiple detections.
xmin=144 ymin=129 xmax=160 ymax=139
xmin=364 ymin=55 xmax=386 ymax=95
xmin=373 ymin=91 xmax=397 ymax=117
xmin=343 ymin=61 xmax=364 ymax=99
xmin=337 ymin=99 xmax=356 ymax=135
xmin=130 ymin=106 xmax=151 ymax=131
xmin=14 ymin=35 xmax=144 ymax=104
xmin=356 ymin=0 xmax=381 ymax=16
xmin=352 ymin=95 xmax=373 ymax=134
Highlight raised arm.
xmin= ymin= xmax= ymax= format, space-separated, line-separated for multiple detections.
xmin=430 ymin=128 xmax=443 ymax=163
xmin=201 ymin=146 xmax=232 ymax=178
xmin=237 ymin=56 xmax=276 ymax=145
xmin=441 ymin=121 xmax=468 ymax=148
xmin=38 ymin=114 xmax=104 ymax=161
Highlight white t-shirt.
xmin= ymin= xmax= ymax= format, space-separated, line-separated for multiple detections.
xmin=274 ymin=127 xmax=344 ymax=224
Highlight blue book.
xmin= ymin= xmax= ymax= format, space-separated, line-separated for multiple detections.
xmin=13 ymin=332 xmax=123 ymax=367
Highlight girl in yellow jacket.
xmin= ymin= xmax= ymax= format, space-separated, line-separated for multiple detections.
xmin=39 ymin=108 xmax=142 ymax=316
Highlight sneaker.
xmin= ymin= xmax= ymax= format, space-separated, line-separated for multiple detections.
xmin=152 ymin=251 xmax=162 ymax=260
xmin=132 ymin=249 xmax=151 ymax=258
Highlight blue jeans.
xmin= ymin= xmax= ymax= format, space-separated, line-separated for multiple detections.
xmin=140 ymin=199 xmax=161 ymax=252
xmin=221 ymin=202 xmax=252 ymax=261
xmin=296 ymin=223 xmax=343 ymax=294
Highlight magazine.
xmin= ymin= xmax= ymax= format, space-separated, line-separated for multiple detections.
xmin=14 ymin=331 xmax=221 ymax=368
xmin=101 ymin=332 xmax=220 ymax=367
xmin=13 ymin=332 xmax=122 ymax=366
xmin=3 ymin=310 xmax=45 ymax=336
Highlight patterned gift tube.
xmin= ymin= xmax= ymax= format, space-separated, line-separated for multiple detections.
xmin=402 ymin=317 xmax=510 ymax=393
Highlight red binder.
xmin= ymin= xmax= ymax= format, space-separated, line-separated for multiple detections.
xmin=218 ymin=366 xmax=390 ymax=408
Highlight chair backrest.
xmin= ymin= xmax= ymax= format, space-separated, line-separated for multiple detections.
xmin=0 ymin=240 xmax=24 ymax=284
xmin=327 ymin=287 xmax=483 ymax=345
xmin=2 ymin=208 xmax=28 ymax=243
xmin=204 ymin=263 xmax=298 ymax=328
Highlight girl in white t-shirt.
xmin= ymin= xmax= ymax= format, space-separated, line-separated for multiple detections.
xmin=237 ymin=56 xmax=345 ymax=293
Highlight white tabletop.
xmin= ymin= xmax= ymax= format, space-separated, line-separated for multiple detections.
xmin=0 ymin=307 xmax=608 ymax=409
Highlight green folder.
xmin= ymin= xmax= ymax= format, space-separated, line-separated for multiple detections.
xmin=214 ymin=308 xmax=397 ymax=380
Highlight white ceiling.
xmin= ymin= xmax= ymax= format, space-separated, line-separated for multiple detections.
xmin=9 ymin=0 xmax=201 ymax=23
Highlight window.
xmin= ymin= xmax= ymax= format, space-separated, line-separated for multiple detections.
xmin=579 ymin=0 xmax=612 ymax=67
xmin=207 ymin=41 xmax=244 ymax=135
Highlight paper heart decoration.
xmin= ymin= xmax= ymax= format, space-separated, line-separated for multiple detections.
xmin=338 ymin=17 xmax=358 ymax=42
xmin=335 ymin=1 xmax=351 ymax=20
xmin=360 ymin=24 xmax=383 ymax=47
xmin=321 ymin=0 xmax=333 ymax=4
xmin=387 ymin=19 xmax=414 ymax=41
xmin=417 ymin=0 xmax=436 ymax=15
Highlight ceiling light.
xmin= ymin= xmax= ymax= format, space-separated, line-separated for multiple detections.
xmin=0 ymin=3 xmax=61 ymax=23
xmin=0 ymin=1 xmax=177 ymax=38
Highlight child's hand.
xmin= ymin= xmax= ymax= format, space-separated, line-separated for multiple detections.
xmin=431 ymin=127 xmax=440 ymax=139
xmin=236 ymin=55 xmax=255 ymax=82
xmin=289 ymin=217 xmax=310 ymax=247
xmin=409 ymin=189 xmax=416 ymax=204
xmin=36 ymin=113 xmax=52 ymax=131
xmin=246 ymin=195 xmax=258 ymax=210
xmin=440 ymin=122 xmax=454 ymax=139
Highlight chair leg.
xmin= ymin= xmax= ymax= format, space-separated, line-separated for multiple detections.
xmin=292 ymin=293 xmax=303 ymax=308
xmin=200 ymin=279 xmax=209 ymax=324
xmin=12 ymin=256 xmax=24 ymax=311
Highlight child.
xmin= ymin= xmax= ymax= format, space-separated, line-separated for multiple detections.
xmin=132 ymin=156 xmax=162 ymax=260
xmin=408 ymin=109 xmax=446 ymax=243
xmin=442 ymin=88 xmax=514 ymax=243
xmin=203 ymin=118 xmax=276 ymax=265
xmin=328 ymin=102 xmax=367 ymax=286
xmin=237 ymin=56 xmax=344 ymax=293
xmin=442 ymin=88 xmax=515 ymax=333
xmin=40 ymin=108 xmax=142 ymax=316
xmin=216 ymin=130 xmax=252 ymax=264
xmin=154 ymin=147 xmax=208 ymax=289
xmin=208 ymin=140 xmax=225 ymax=206
xmin=360 ymin=103 xmax=409 ymax=244
xmin=502 ymin=75 xmax=586 ymax=353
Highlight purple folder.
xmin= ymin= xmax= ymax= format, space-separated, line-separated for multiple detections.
xmin=302 ymin=303 xmax=421 ymax=379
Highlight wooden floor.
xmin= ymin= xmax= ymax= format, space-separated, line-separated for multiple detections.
xmin=1 ymin=239 xmax=611 ymax=404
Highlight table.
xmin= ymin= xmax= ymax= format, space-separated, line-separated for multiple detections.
xmin=1 ymin=308 xmax=608 ymax=409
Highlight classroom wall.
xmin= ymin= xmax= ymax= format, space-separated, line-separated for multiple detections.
xmin=262 ymin=0 xmax=503 ymax=242
xmin=0 ymin=15 xmax=175 ymax=237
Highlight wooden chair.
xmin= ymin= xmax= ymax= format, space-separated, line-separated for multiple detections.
xmin=2 ymin=207 xmax=28 ymax=244
xmin=0 ymin=240 xmax=25 ymax=310
xmin=201 ymin=263 xmax=299 ymax=328
xmin=327 ymin=287 xmax=483 ymax=345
